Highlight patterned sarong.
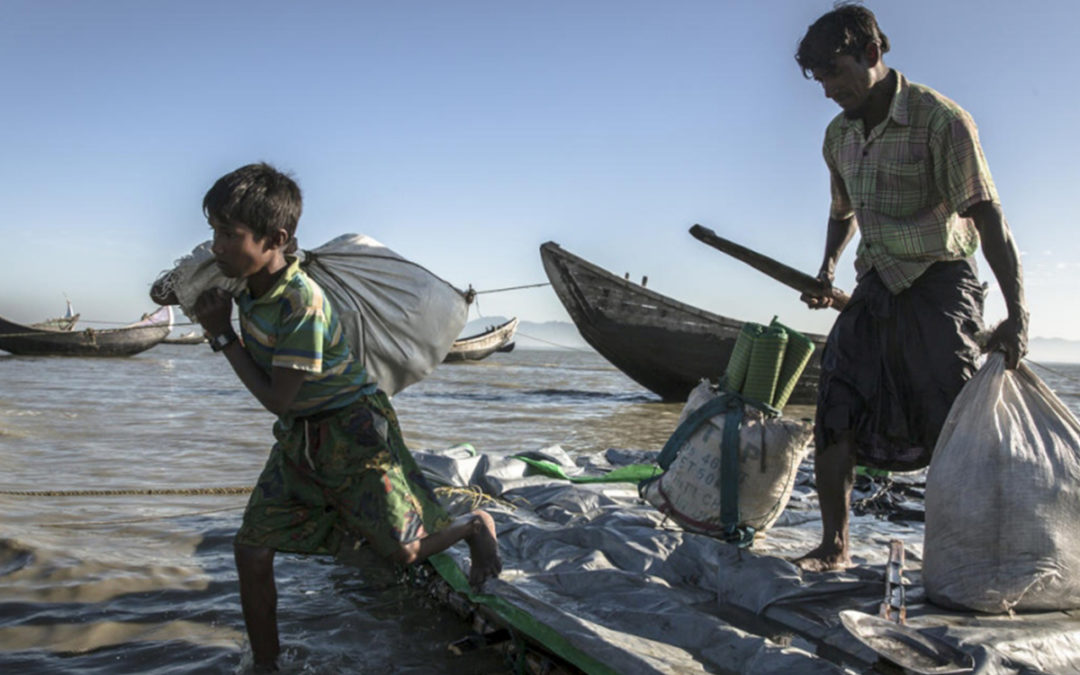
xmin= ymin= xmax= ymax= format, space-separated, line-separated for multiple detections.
xmin=815 ymin=259 xmax=985 ymax=471
xmin=236 ymin=391 xmax=451 ymax=557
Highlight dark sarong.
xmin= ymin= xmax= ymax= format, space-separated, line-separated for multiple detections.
xmin=235 ymin=391 xmax=451 ymax=557
xmin=815 ymin=259 xmax=984 ymax=471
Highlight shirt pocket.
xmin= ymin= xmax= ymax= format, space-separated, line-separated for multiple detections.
xmin=873 ymin=160 xmax=932 ymax=218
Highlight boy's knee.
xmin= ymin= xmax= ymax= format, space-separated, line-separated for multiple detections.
xmin=234 ymin=542 xmax=275 ymax=571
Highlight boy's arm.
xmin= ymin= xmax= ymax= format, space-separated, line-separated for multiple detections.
xmin=194 ymin=288 xmax=306 ymax=417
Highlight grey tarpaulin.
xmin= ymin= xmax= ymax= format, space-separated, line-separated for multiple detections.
xmin=413 ymin=445 xmax=1080 ymax=674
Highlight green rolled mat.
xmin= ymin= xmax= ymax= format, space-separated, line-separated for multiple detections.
xmin=722 ymin=322 xmax=760 ymax=393
xmin=769 ymin=317 xmax=816 ymax=410
xmin=742 ymin=325 xmax=787 ymax=406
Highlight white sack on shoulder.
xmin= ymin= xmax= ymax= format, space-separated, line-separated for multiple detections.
xmin=156 ymin=235 xmax=468 ymax=396
xmin=924 ymin=353 xmax=1080 ymax=613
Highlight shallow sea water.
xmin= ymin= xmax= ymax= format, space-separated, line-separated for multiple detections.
xmin=0 ymin=344 xmax=1077 ymax=674
xmin=0 ymin=345 xmax=680 ymax=674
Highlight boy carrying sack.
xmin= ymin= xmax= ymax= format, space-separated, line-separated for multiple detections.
xmin=151 ymin=163 xmax=500 ymax=672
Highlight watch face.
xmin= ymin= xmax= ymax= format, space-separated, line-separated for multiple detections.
xmin=211 ymin=332 xmax=234 ymax=351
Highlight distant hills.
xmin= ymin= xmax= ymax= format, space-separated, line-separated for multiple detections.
xmin=1028 ymin=338 xmax=1080 ymax=365
xmin=462 ymin=316 xmax=1080 ymax=363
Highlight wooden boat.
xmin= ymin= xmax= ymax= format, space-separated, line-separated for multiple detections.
xmin=0 ymin=306 xmax=174 ymax=357
xmin=162 ymin=330 xmax=208 ymax=345
xmin=443 ymin=317 xmax=519 ymax=363
xmin=30 ymin=300 xmax=79 ymax=332
xmin=540 ymin=242 xmax=825 ymax=403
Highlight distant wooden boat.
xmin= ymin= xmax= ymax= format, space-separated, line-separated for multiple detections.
xmin=540 ymin=242 xmax=825 ymax=403
xmin=0 ymin=306 xmax=174 ymax=357
xmin=163 ymin=330 xmax=208 ymax=345
xmin=443 ymin=317 xmax=519 ymax=363
xmin=30 ymin=299 xmax=79 ymax=332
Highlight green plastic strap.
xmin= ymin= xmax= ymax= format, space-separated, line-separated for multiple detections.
xmin=512 ymin=456 xmax=661 ymax=484
xmin=717 ymin=398 xmax=755 ymax=548
xmin=654 ymin=393 xmax=740 ymax=470
xmin=719 ymin=396 xmax=743 ymax=531
xmin=428 ymin=553 xmax=620 ymax=675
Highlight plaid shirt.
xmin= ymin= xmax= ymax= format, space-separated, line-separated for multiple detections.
xmin=824 ymin=71 xmax=998 ymax=293
xmin=236 ymin=257 xmax=375 ymax=421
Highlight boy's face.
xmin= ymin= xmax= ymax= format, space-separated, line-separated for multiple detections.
xmin=208 ymin=216 xmax=284 ymax=280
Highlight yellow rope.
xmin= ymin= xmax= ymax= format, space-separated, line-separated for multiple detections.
xmin=0 ymin=487 xmax=253 ymax=497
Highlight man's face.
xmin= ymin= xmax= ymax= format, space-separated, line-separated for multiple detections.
xmin=811 ymin=54 xmax=873 ymax=117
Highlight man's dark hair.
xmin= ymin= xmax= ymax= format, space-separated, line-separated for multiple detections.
xmin=795 ymin=3 xmax=890 ymax=78
xmin=203 ymin=162 xmax=302 ymax=241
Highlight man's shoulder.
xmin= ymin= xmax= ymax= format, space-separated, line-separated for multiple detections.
xmin=823 ymin=111 xmax=850 ymax=147
xmin=903 ymin=78 xmax=974 ymax=128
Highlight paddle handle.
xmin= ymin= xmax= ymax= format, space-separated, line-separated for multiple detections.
xmin=689 ymin=224 xmax=850 ymax=311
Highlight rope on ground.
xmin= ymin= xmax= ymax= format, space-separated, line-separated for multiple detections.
xmin=0 ymin=487 xmax=253 ymax=497
xmin=0 ymin=484 xmax=511 ymax=507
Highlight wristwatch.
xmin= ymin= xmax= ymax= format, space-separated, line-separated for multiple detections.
xmin=208 ymin=328 xmax=238 ymax=352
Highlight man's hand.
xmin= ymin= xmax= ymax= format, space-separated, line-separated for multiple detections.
xmin=800 ymin=271 xmax=835 ymax=310
xmin=985 ymin=311 xmax=1029 ymax=369
xmin=193 ymin=288 xmax=234 ymax=336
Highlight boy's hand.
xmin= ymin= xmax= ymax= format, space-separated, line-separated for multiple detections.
xmin=193 ymin=288 xmax=234 ymax=336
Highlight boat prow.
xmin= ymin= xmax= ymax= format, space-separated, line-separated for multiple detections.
xmin=0 ymin=306 xmax=173 ymax=357
xmin=540 ymin=241 xmax=824 ymax=403
xmin=443 ymin=317 xmax=519 ymax=363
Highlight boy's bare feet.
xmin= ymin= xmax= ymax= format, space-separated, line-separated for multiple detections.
xmin=792 ymin=544 xmax=852 ymax=572
xmin=465 ymin=510 xmax=502 ymax=590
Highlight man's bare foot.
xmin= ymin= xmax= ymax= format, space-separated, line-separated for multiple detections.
xmin=465 ymin=510 xmax=502 ymax=590
xmin=792 ymin=544 xmax=852 ymax=572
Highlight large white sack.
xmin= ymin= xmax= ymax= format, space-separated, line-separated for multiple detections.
xmin=924 ymin=353 xmax=1080 ymax=613
xmin=157 ymin=235 xmax=468 ymax=396
xmin=641 ymin=381 xmax=812 ymax=535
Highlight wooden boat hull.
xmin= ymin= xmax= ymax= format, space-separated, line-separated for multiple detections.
xmin=540 ymin=242 xmax=825 ymax=403
xmin=443 ymin=317 xmax=518 ymax=363
xmin=0 ymin=307 xmax=173 ymax=357
xmin=162 ymin=331 xmax=208 ymax=345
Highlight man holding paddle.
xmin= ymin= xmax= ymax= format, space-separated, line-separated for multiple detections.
xmin=792 ymin=5 xmax=1027 ymax=572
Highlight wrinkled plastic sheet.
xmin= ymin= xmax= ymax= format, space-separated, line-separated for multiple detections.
xmin=412 ymin=446 xmax=1080 ymax=675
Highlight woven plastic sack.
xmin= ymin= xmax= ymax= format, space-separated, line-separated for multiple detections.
xmin=641 ymin=381 xmax=813 ymax=534
xmin=924 ymin=353 xmax=1080 ymax=613
xmin=156 ymin=235 xmax=468 ymax=396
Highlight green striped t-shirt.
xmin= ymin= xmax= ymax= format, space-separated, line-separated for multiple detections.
xmin=823 ymin=70 xmax=999 ymax=293
xmin=236 ymin=256 xmax=374 ymax=422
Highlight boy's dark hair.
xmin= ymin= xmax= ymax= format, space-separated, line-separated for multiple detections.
xmin=795 ymin=3 xmax=890 ymax=78
xmin=203 ymin=162 xmax=303 ymax=242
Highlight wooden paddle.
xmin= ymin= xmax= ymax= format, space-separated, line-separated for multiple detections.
xmin=689 ymin=224 xmax=850 ymax=311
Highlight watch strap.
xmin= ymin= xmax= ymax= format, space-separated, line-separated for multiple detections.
xmin=209 ymin=328 xmax=238 ymax=352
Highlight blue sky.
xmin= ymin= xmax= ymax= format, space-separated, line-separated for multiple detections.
xmin=1 ymin=1 xmax=1076 ymax=339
